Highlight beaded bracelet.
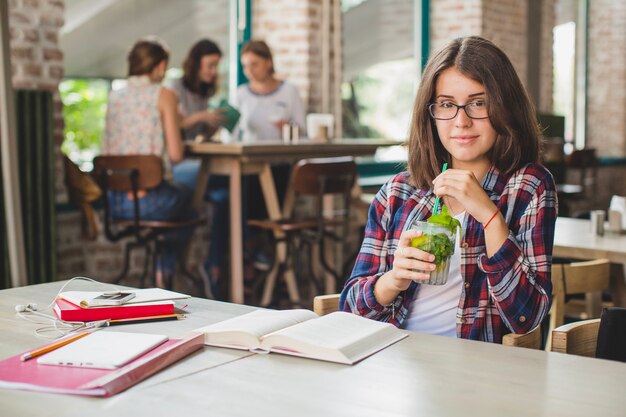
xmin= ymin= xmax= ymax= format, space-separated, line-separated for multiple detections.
xmin=482 ymin=208 xmax=500 ymax=230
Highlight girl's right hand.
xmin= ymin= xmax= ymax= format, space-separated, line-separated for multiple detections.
xmin=374 ymin=230 xmax=436 ymax=304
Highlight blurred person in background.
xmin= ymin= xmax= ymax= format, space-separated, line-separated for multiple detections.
xmin=102 ymin=36 xmax=196 ymax=287
xmin=166 ymin=39 xmax=229 ymax=295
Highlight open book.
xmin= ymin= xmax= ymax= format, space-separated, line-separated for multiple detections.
xmin=194 ymin=309 xmax=407 ymax=365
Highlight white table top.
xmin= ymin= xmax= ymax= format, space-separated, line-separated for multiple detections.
xmin=2 ymin=281 xmax=626 ymax=417
xmin=554 ymin=217 xmax=626 ymax=262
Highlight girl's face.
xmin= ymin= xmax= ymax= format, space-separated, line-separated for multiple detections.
xmin=197 ymin=54 xmax=221 ymax=83
xmin=433 ymin=67 xmax=497 ymax=172
xmin=241 ymin=52 xmax=272 ymax=82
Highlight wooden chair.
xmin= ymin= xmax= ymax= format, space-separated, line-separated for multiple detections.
xmin=93 ymin=155 xmax=206 ymax=294
xmin=557 ymin=258 xmax=611 ymax=322
xmin=503 ymin=258 xmax=609 ymax=350
xmin=551 ymin=319 xmax=600 ymax=357
xmin=313 ymin=293 xmax=340 ymax=316
xmin=557 ymin=148 xmax=598 ymax=217
xmin=249 ymin=157 xmax=357 ymax=307
xmin=552 ymin=307 xmax=626 ymax=361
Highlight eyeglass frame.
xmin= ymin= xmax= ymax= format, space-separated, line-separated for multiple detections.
xmin=427 ymin=101 xmax=490 ymax=120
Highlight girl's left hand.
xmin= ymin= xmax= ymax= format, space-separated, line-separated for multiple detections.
xmin=432 ymin=169 xmax=497 ymax=224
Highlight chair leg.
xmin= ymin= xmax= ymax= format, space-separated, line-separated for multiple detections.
xmin=138 ymin=242 xmax=153 ymax=289
xmin=300 ymin=238 xmax=324 ymax=295
xmin=318 ymin=235 xmax=341 ymax=287
xmin=256 ymin=245 xmax=281 ymax=307
xmin=282 ymin=237 xmax=302 ymax=307
xmin=112 ymin=241 xmax=134 ymax=285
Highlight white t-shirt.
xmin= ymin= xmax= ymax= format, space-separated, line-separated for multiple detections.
xmin=233 ymin=81 xmax=306 ymax=142
xmin=403 ymin=212 xmax=465 ymax=337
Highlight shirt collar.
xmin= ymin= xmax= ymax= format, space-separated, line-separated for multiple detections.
xmin=128 ymin=75 xmax=154 ymax=87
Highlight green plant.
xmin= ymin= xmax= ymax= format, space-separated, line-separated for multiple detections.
xmin=60 ymin=79 xmax=109 ymax=166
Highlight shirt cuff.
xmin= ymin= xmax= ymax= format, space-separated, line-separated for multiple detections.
xmin=477 ymin=232 xmax=523 ymax=274
xmin=364 ymin=273 xmax=394 ymax=312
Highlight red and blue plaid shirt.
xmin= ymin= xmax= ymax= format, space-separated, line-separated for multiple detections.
xmin=340 ymin=163 xmax=558 ymax=343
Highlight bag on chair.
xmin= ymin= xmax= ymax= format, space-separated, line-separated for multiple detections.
xmin=63 ymin=155 xmax=102 ymax=240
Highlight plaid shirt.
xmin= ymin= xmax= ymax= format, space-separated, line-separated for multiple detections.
xmin=340 ymin=163 xmax=558 ymax=343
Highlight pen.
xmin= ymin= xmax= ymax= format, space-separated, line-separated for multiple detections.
xmin=107 ymin=314 xmax=184 ymax=326
xmin=20 ymin=331 xmax=91 ymax=362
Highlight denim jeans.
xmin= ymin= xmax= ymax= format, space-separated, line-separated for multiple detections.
xmin=108 ymin=181 xmax=196 ymax=274
xmin=172 ymin=160 xmax=229 ymax=272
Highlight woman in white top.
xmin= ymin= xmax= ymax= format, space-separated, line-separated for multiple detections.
xmin=234 ymin=40 xmax=307 ymax=269
xmin=234 ymin=40 xmax=305 ymax=141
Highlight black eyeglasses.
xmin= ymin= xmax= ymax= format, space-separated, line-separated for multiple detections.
xmin=428 ymin=101 xmax=489 ymax=120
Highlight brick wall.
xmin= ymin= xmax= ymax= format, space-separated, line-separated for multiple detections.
xmin=587 ymin=0 xmax=626 ymax=157
xmin=482 ymin=0 xmax=528 ymax=85
xmin=430 ymin=0 xmax=482 ymax=53
xmin=8 ymin=0 xmax=66 ymax=200
xmin=252 ymin=0 xmax=341 ymax=115
xmin=539 ymin=0 xmax=555 ymax=113
xmin=430 ymin=0 xmax=554 ymax=114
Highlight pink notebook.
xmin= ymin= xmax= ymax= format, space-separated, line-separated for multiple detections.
xmin=0 ymin=333 xmax=203 ymax=397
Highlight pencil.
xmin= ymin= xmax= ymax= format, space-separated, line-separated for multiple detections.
xmin=20 ymin=331 xmax=91 ymax=362
xmin=107 ymin=314 xmax=183 ymax=326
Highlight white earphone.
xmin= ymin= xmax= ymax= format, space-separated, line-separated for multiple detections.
xmin=15 ymin=303 xmax=58 ymax=321
xmin=15 ymin=303 xmax=38 ymax=313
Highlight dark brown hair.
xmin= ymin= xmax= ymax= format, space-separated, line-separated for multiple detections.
xmin=182 ymin=39 xmax=222 ymax=98
xmin=241 ymin=40 xmax=275 ymax=74
xmin=407 ymin=36 xmax=541 ymax=188
xmin=127 ymin=36 xmax=170 ymax=77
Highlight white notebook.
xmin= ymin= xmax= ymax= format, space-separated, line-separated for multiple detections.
xmin=37 ymin=331 xmax=168 ymax=369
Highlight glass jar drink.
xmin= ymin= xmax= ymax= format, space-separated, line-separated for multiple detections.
xmin=409 ymin=220 xmax=457 ymax=285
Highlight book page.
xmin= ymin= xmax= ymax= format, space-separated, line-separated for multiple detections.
xmin=194 ymin=309 xmax=318 ymax=350
xmin=261 ymin=312 xmax=406 ymax=364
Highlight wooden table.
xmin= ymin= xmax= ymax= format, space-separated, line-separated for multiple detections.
xmin=186 ymin=139 xmax=398 ymax=303
xmin=2 ymin=281 xmax=626 ymax=417
xmin=554 ymin=217 xmax=626 ymax=306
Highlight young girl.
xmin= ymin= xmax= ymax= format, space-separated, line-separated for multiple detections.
xmin=340 ymin=36 xmax=558 ymax=343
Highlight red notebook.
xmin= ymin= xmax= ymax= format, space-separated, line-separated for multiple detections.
xmin=0 ymin=333 xmax=203 ymax=397
xmin=53 ymin=298 xmax=175 ymax=322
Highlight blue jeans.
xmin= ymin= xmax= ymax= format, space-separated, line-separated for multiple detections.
xmin=108 ymin=181 xmax=196 ymax=274
xmin=173 ymin=160 xmax=229 ymax=272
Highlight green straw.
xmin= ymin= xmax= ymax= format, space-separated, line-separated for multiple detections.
xmin=432 ymin=162 xmax=448 ymax=215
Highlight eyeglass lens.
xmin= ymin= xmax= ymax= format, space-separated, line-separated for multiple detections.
xmin=429 ymin=102 xmax=488 ymax=120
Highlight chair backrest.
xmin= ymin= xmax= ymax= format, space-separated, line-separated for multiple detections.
xmin=283 ymin=156 xmax=357 ymax=242
xmin=313 ymin=293 xmax=340 ymax=316
xmin=551 ymin=319 xmax=601 ymax=357
xmin=289 ymin=157 xmax=357 ymax=197
xmin=502 ymin=325 xmax=542 ymax=349
xmin=566 ymin=148 xmax=597 ymax=195
xmin=92 ymin=154 xmax=165 ymax=243
xmin=555 ymin=258 xmax=610 ymax=320
xmin=93 ymin=155 xmax=163 ymax=191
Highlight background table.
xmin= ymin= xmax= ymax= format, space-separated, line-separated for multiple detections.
xmin=2 ymin=281 xmax=626 ymax=417
xmin=554 ymin=217 xmax=626 ymax=306
xmin=186 ymin=139 xmax=398 ymax=303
